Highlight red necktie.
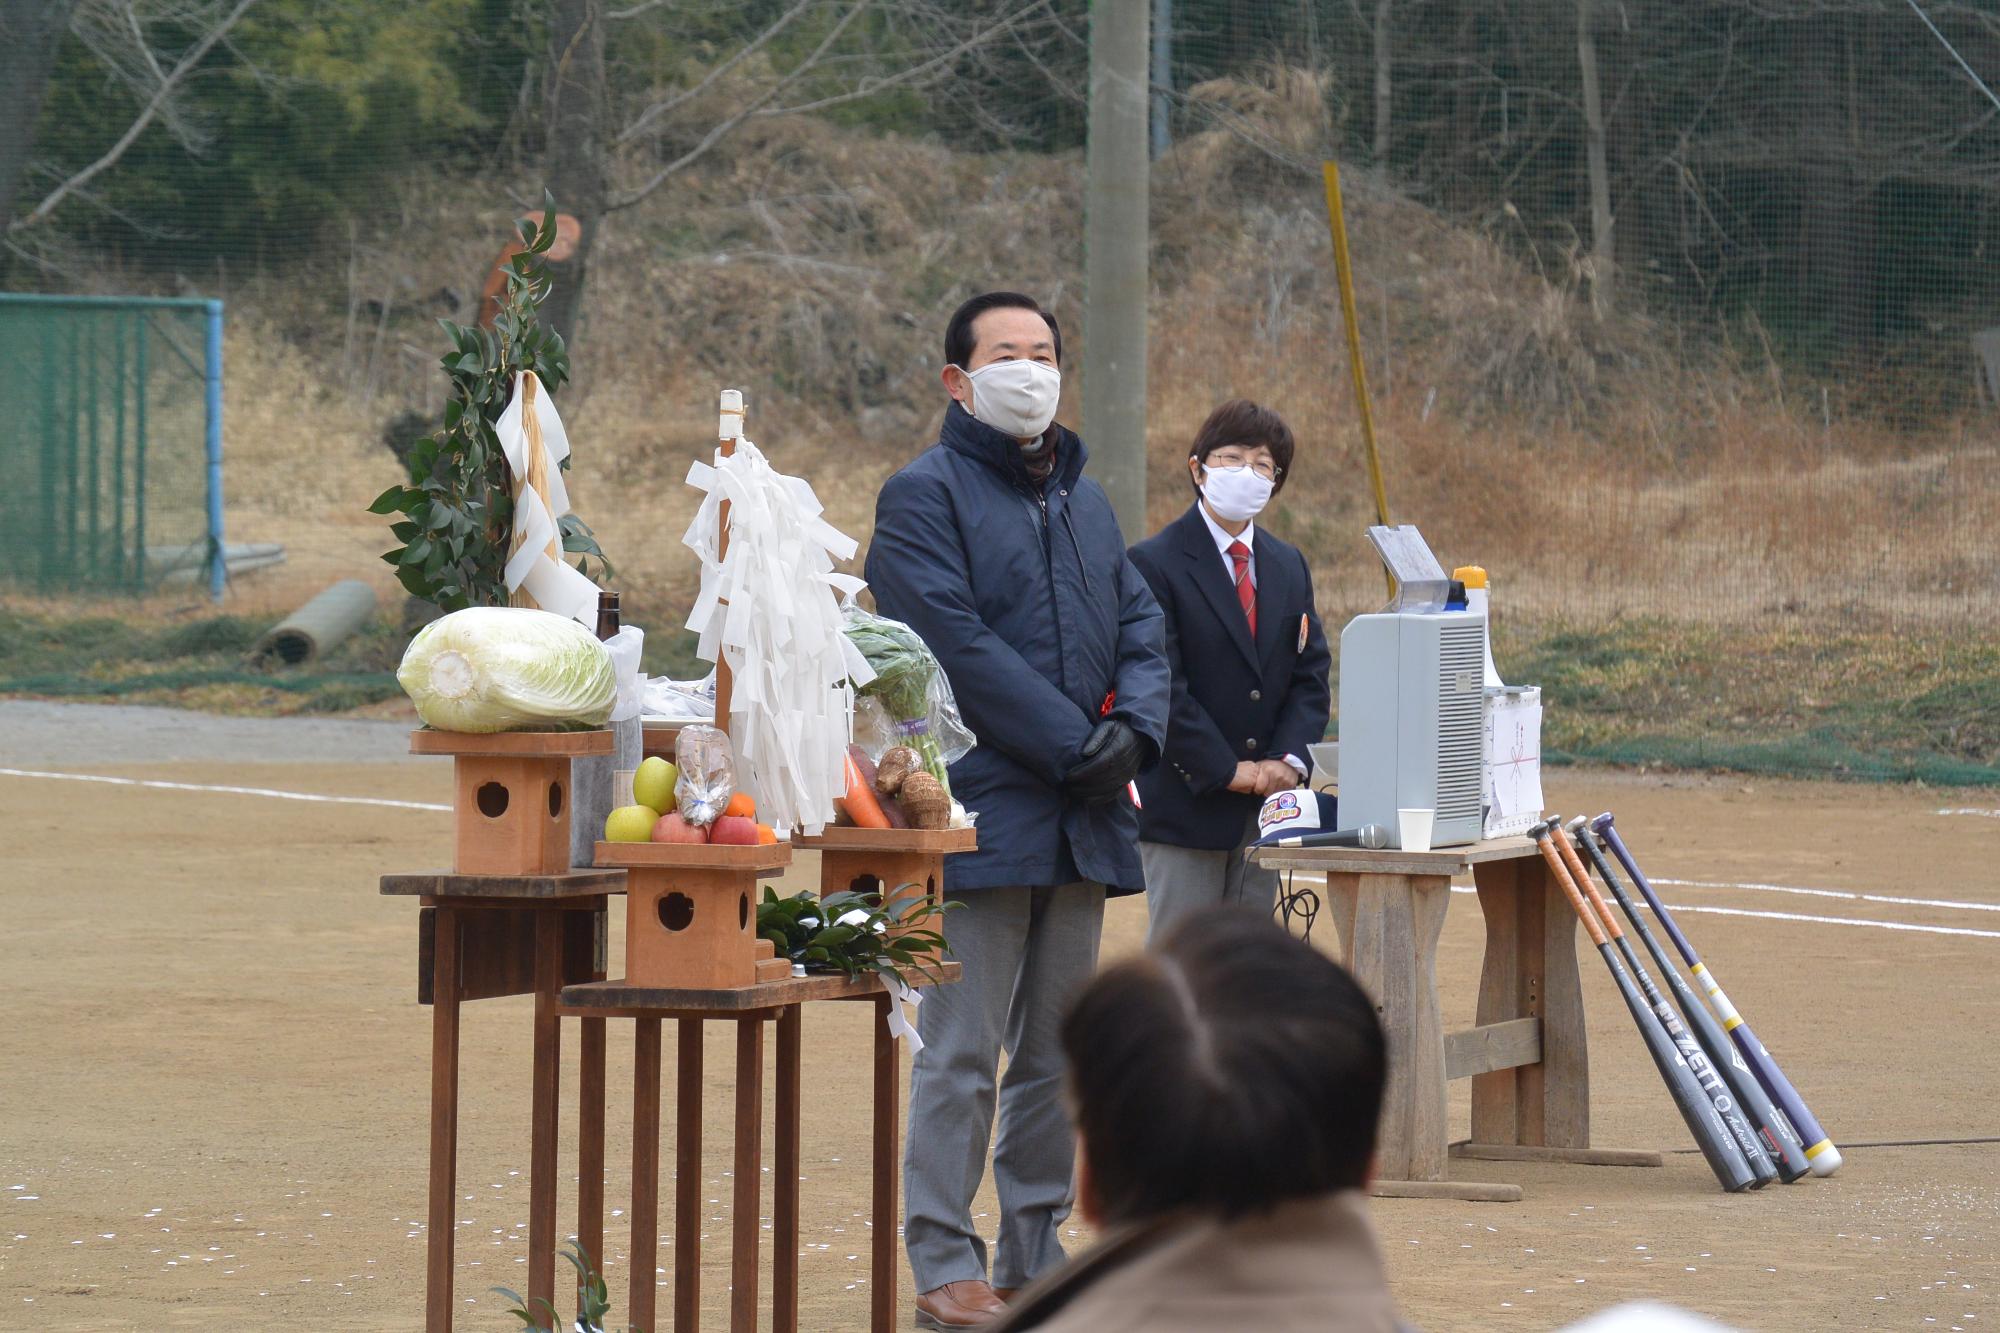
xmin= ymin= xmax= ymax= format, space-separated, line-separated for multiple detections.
xmin=1227 ymin=540 xmax=1257 ymax=635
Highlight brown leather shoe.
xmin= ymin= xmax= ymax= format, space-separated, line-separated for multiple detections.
xmin=914 ymin=1280 xmax=1008 ymax=1329
xmin=993 ymin=1288 xmax=1019 ymax=1303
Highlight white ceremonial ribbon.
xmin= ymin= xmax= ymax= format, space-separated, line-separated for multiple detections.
xmin=496 ymin=370 xmax=600 ymax=626
xmin=885 ymin=979 xmax=925 ymax=1053
xmin=682 ymin=435 xmax=861 ymax=836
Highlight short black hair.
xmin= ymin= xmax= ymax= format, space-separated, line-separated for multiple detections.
xmin=943 ymin=291 xmax=1062 ymax=369
xmin=1062 ymin=907 xmax=1386 ymax=1226
xmin=1189 ymin=398 xmax=1297 ymax=496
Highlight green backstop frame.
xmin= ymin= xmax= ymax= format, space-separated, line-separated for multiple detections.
xmin=3 ymin=293 xmax=224 ymax=600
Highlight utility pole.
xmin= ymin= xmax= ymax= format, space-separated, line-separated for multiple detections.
xmin=1084 ymin=0 xmax=1151 ymax=542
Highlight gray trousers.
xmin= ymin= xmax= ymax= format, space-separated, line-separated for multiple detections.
xmin=903 ymin=881 xmax=1107 ymax=1292
xmin=1139 ymin=813 xmax=1277 ymax=946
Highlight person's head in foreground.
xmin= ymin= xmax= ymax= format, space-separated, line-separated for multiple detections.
xmin=1072 ymin=904 xmax=1383 ymax=1223
xmin=992 ymin=904 xmax=1400 ymax=1328
xmin=992 ymin=907 xmax=1402 ymax=1332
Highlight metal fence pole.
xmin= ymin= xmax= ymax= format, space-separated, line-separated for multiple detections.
xmin=135 ymin=316 xmax=149 ymax=587
xmin=204 ymin=299 xmax=225 ymax=602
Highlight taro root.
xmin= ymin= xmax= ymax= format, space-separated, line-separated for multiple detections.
xmin=898 ymin=771 xmax=951 ymax=830
xmin=874 ymin=745 xmax=924 ymax=797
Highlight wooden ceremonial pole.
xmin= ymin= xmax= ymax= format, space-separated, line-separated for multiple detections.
xmin=1322 ymin=161 xmax=1396 ymax=597
xmin=712 ymin=389 xmax=743 ymax=730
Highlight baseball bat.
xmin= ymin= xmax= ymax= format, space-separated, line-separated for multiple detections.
xmin=1569 ymin=817 xmax=1810 ymax=1183
xmin=1550 ymin=820 xmax=1778 ymax=1186
xmin=1529 ymin=821 xmax=1759 ymax=1192
xmin=1591 ymin=813 xmax=1843 ymax=1177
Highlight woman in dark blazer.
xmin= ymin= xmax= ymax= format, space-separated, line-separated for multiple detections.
xmin=1128 ymin=400 xmax=1333 ymax=942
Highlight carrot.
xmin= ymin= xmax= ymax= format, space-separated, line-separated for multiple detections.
xmin=725 ymin=790 xmax=757 ymax=820
xmin=841 ymin=752 xmax=893 ymax=829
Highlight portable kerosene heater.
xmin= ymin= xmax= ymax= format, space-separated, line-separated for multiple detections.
xmin=1335 ymin=526 xmax=1488 ymax=850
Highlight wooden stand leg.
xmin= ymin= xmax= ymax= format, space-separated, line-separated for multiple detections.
xmin=426 ymin=907 xmax=462 ymax=1333
xmin=578 ymin=1010 xmax=606 ymax=1297
xmin=774 ymin=1007 xmax=802 ymax=1333
xmin=1471 ymin=857 xmax=1589 ymax=1150
xmin=675 ymin=1019 xmax=704 ymax=1333
xmin=528 ymin=912 xmax=563 ymax=1315
xmin=1321 ymin=872 xmax=1450 ymax=1180
xmin=871 ymin=993 xmax=898 ymax=1333
xmin=632 ymin=1018 xmax=662 ymax=1333
xmin=731 ymin=1018 xmax=765 ymax=1333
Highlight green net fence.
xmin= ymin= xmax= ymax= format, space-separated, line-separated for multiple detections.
xmin=0 ymin=295 xmax=221 ymax=597
xmin=3 ymin=0 xmax=1993 ymax=780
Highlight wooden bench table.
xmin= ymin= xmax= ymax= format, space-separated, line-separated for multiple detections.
xmin=1249 ymin=836 xmax=1661 ymax=1201
xmin=561 ymin=964 xmax=961 ymax=1333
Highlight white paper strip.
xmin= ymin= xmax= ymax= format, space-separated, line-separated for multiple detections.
xmin=496 ymin=370 xmax=601 ymax=627
xmin=885 ymin=980 xmax=924 ymax=1051
xmin=682 ymin=428 xmax=859 ymax=836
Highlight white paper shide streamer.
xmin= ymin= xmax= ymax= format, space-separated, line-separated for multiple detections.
xmin=497 ymin=370 xmax=602 ymax=626
xmin=682 ymin=426 xmax=868 ymax=837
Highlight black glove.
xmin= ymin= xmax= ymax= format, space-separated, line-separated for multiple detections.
xmin=1063 ymin=719 xmax=1146 ymax=805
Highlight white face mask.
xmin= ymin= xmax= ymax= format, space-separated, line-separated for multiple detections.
xmin=955 ymin=359 xmax=1061 ymax=440
xmin=1198 ymin=464 xmax=1275 ymax=523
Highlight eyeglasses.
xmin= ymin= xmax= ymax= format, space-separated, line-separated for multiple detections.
xmin=1205 ymin=450 xmax=1282 ymax=480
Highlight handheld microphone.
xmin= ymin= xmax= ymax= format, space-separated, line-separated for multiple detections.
xmin=1265 ymin=824 xmax=1389 ymax=850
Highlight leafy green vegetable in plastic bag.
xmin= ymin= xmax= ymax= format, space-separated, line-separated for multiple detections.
xmin=842 ymin=604 xmax=975 ymax=793
xmin=398 ymin=607 xmax=616 ymax=733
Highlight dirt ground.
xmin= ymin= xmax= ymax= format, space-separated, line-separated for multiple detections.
xmin=2 ymin=720 xmax=1995 ymax=1330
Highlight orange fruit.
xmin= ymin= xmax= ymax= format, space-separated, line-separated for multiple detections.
xmin=755 ymin=823 xmax=778 ymax=845
xmin=724 ymin=790 xmax=757 ymax=820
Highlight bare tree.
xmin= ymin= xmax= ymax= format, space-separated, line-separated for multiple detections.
xmin=523 ymin=0 xmax=1065 ymax=347
xmin=539 ymin=0 xmax=608 ymax=344
xmin=1576 ymin=0 xmax=1614 ymax=312
xmin=4 ymin=0 xmax=261 ymax=236
xmin=1373 ymin=0 xmax=1393 ymax=163
xmin=0 ymin=1 xmax=79 ymax=227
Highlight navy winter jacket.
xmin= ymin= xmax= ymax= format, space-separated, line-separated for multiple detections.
xmin=863 ymin=403 xmax=1170 ymax=895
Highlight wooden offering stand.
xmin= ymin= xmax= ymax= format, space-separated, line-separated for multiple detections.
xmin=594 ymin=840 xmax=797 ymax=988
xmin=384 ymin=727 xmax=619 ymax=1333
xmin=792 ymin=824 xmax=977 ymax=929
xmin=573 ymin=828 xmax=975 ymax=1332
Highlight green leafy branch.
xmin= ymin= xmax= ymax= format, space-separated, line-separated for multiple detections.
xmin=369 ymin=194 xmax=611 ymax=611
xmin=492 ymin=1240 xmax=616 ymax=1332
xmin=758 ymin=887 xmax=954 ymax=989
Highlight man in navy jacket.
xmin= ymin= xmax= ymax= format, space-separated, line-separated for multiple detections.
xmin=865 ymin=292 xmax=1169 ymax=1329
xmin=1129 ymin=400 xmax=1332 ymax=943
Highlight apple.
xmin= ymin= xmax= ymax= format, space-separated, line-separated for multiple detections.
xmin=632 ymin=756 xmax=678 ymax=815
xmin=604 ymin=804 xmax=661 ymax=843
xmin=708 ymin=815 xmax=760 ymax=846
xmin=651 ymin=812 xmax=709 ymax=845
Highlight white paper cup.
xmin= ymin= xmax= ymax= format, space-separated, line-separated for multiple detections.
xmin=1397 ymin=808 xmax=1435 ymax=852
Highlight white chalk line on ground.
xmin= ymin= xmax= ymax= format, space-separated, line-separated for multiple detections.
xmin=1 ymin=767 xmax=1990 ymax=937
xmin=1282 ymin=873 xmax=2000 ymax=940
xmin=1939 ymin=807 xmax=2000 ymax=818
xmin=0 ymin=767 xmax=452 ymax=813
xmin=1651 ymin=876 xmax=2000 ymax=915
